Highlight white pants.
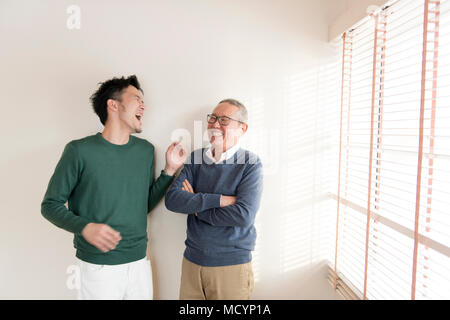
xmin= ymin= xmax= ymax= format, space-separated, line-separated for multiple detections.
xmin=76 ymin=257 xmax=153 ymax=300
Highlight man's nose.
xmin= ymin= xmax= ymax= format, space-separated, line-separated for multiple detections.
xmin=212 ymin=119 xmax=221 ymax=128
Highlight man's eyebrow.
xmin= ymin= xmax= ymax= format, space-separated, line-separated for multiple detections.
xmin=134 ymin=94 xmax=143 ymax=100
xmin=211 ymin=113 xmax=231 ymax=118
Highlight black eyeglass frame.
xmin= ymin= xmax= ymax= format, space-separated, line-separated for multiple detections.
xmin=207 ymin=113 xmax=246 ymax=126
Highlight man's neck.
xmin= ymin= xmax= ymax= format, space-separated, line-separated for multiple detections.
xmin=211 ymin=143 xmax=239 ymax=161
xmin=102 ymin=123 xmax=131 ymax=145
xmin=211 ymin=147 xmax=223 ymax=162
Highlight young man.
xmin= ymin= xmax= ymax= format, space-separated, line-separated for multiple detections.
xmin=41 ymin=75 xmax=186 ymax=299
xmin=165 ymin=99 xmax=263 ymax=300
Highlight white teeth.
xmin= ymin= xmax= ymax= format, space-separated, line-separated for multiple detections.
xmin=209 ymin=129 xmax=223 ymax=137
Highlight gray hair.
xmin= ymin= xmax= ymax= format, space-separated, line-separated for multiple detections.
xmin=219 ymin=98 xmax=248 ymax=123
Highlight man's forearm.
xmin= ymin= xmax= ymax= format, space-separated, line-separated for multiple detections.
xmin=41 ymin=142 xmax=90 ymax=234
xmin=148 ymin=170 xmax=175 ymax=212
xmin=41 ymin=198 xmax=90 ymax=234
xmin=196 ymin=161 xmax=263 ymax=227
xmin=196 ymin=200 xmax=257 ymax=227
xmin=165 ymin=161 xmax=238 ymax=214
xmin=165 ymin=188 xmax=222 ymax=214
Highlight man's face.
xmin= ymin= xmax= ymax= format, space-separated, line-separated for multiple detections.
xmin=207 ymin=102 xmax=247 ymax=151
xmin=116 ymin=85 xmax=145 ymax=133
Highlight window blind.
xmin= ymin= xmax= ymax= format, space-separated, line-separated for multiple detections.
xmin=415 ymin=0 xmax=450 ymax=299
xmin=330 ymin=0 xmax=450 ymax=300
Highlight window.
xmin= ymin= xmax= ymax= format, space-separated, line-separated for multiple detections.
xmin=330 ymin=0 xmax=450 ymax=300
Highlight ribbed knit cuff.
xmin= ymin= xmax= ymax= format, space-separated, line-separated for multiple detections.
xmin=160 ymin=169 xmax=175 ymax=179
xmin=73 ymin=217 xmax=91 ymax=235
xmin=205 ymin=193 xmax=222 ymax=210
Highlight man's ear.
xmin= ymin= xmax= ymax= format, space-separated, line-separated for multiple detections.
xmin=107 ymin=99 xmax=118 ymax=113
xmin=241 ymin=123 xmax=249 ymax=135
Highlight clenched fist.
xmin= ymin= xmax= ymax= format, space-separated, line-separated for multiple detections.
xmin=81 ymin=223 xmax=122 ymax=253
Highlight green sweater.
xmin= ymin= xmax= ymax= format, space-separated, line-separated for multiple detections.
xmin=41 ymin=132 xmax=174 ymax=265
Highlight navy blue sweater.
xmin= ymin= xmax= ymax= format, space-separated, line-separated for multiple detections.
xmin=165 ymin=147 xmax=263 ymax=267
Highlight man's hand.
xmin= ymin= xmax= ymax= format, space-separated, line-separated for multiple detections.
xmin=182 ymin=179 xmax=198 ymax=216
xmin=182 ymin=179 xmax=194 ymax=193
xmin=220 ymin=195 xmax=237 ymax=207
xmin=165 ymin=141 xmax=187 ymax=176
xmin=81 ymin=223 xmax=122 ymax=253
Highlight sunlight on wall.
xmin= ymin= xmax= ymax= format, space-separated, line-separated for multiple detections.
xmin=241 ymin=96 xmax=266 ymax=283
xmin=280 ymin=47 xmax=342 ymax=274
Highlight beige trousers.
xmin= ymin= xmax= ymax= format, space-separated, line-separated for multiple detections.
xmin=179 ymin=257 xmax=254 ymax=300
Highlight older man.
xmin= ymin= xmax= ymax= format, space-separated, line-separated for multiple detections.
xmin=165 ymin=99 xmax=263 ymax=300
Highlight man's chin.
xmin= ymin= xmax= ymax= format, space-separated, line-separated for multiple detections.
xmin=209 ymin=139 xmax=223 ymax=149
xmin=210 ymin=135 xmax=224 ymax=145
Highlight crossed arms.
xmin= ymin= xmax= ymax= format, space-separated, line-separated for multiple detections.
xmin=164 ymin=160 xmax=263 ymax=228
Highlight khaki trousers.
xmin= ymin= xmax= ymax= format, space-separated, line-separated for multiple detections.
xmin=179 ymin=257 xmax=254 ymax=300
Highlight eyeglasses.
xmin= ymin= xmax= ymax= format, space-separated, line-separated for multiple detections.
xmin=207 ymin=114 xmax=245 ymax=126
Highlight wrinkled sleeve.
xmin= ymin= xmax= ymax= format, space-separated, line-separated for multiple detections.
xmin=41 ymin=142 xmax=90 ymax=234
xmin=196 ymin=160 xmax=263 ymax=227
xmin=165 ymin=161 xmax=221 ymax=215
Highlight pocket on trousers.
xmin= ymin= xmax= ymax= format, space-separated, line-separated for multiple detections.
xmin=239 ymin=263 xmax=254 ymax=299
xmin=143 ymin=259 xmax=153 ymax=281
xmin=248 ymin=264 xmax=255 ymax=296
xmin=80 ymin=262 xmax=110 ymax=282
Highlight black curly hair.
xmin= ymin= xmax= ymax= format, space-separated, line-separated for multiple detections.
xmin=90 ymin=75 xmax=143 ymax=125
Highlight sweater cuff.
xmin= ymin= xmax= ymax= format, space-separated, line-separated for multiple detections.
xmin=160 ymin=169 xmax=175 ymax=180
xmin=205 ymin=193 xmax=221 ymax=211
xmin=73 ymin=218 xmax=91 ymax=235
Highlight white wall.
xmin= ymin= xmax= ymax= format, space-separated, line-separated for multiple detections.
xmin=0 ymin=0 xmax=343 ymax=299
xmin=328 ymin=0 xmax=389 ymax=40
